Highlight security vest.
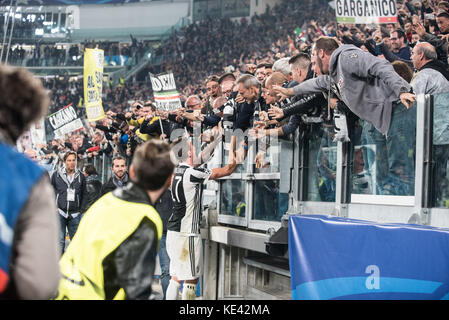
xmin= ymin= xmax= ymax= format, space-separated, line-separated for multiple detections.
xmin=56 ymin=189 xmax=163 ymax=300
xmin=0 ymin=142 xmax=44 ymax=293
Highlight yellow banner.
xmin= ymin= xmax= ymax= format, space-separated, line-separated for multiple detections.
xmin=84 ymin=48 xmax=105 ymax=122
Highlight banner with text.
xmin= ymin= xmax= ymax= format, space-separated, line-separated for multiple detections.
xmin=149 ymin=71 xmax=182 ymax=111
xmin=335 ymin=0 xmax=398 ymax=24
xmin=289 ymin=215 xmax=449 ymax=300
xmin=47 ymin=104 xmax=84 ymax=139
xmin=84 ymin=48 xmax=105 ymax=122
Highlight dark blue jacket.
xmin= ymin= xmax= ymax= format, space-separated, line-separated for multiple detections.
xmin=51 ymin=167 xmax=88 ymax=214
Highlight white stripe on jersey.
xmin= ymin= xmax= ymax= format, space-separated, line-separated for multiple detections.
xmin=168 ymin=164 xmax=211 ymax=234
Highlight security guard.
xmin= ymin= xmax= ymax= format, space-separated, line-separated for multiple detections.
xmin=56 ymin=140 xmax=174 ymax=300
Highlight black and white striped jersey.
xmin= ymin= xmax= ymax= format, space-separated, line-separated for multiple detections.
xmin=167 ymin=164 xmax=212 ymax=234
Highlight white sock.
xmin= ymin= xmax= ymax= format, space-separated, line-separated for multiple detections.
xmin=182 ymin=283 xmax=197 ymax=300
xmin=166 ymin=279 xmax=180 ymax=300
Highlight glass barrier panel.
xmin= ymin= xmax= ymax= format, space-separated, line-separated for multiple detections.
xmin=220 ymin=179 xmax=246 ymax=217
xmin=350 ymin=119 xmax=372 ymax=195
xmin=254 ymin=137 xmax=280 ymax=174
xmin=223 ymin=141 xmax=247 ymax=174
xmin=253 ymin=179 xmax=288 ymax=221
xmin=432 ymin=93 xmax=449 ymax=208
xmin=351 ymin=102 xmax=416 ymax=197
xmin=306 ymin=122 xmax=337 ymax=202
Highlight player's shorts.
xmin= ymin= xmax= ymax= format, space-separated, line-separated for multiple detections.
xmin=166 ymin=230 xmax=203 ymax=281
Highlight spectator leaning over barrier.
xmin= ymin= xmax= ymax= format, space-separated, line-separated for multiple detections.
xmin=264 ymin=53 xmax=327 ymax=138
xmin=100 ymin=155 xmax=129 ymax=196
xmin=274 ymin=36 xmax=417 ymax=196
xmin=51 ymin=150 xmax=88 ymax=254
xmin=234 ymin=74 xmax=265 ymax=132
xmin=0 ymin=65 xmax=60 ymax=300
xmin=56 ymin=139 xmax=174 ymax=300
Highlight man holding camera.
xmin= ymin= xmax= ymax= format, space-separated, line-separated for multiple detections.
xmin=413 ymin=10 xmax=449 ymax=63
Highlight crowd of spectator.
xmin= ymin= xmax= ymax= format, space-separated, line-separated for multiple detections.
xmin=3 ymin=35 xmax=147 ymax=67
xmin=0 ymin=13 xmax=45 ymax=40
xmin=17 ymin=0 xmax=449 ymax=209
xmin=9 ymin=0 xmax=449 ymax=301
xmin=150 ymin=0 xmax=335 ymax=95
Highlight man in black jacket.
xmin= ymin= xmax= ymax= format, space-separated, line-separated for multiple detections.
xmin=50 ymin=151 xmax=88 ymax=254
xmin=101 ymin=155 xmax=129 ymax=196
xmin=82 ymin=164 xmax=103 ymax=210
xmin=262 ymin=53 xmax=327 ymax=137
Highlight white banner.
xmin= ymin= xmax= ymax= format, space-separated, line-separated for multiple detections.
xmin=150 ymin=71 xmax=182 ymax=111
xmin=47 ymin=104 xmax=84 ymax=139
xmin=335 ymin=0 xmax=398 ymax=24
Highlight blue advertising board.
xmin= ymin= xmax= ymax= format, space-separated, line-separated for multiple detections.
xmin=289 ymin=214 xmax=449 ymax=300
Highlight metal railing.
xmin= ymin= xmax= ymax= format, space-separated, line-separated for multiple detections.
xmin=214 ymin=93 xmax=449 ymax=230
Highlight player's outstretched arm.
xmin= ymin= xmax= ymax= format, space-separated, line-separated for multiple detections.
xmin=209 ymin=142 xmax=242 ymax=180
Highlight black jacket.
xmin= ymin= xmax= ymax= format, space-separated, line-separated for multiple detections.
xmin=154 ymin=189 xmax=173 ymax=234
xmin=101 ymin=174 xmax=129 ymax=196
xmin=102 ymin=182 xmax=159 ymax=300
xmin=50 ymin=167 xmax=88 ymax=214
xmin=139 ymin=118 xmax=171 ymax=138
xmin=85 ymin=175 xmax=103 ymax=210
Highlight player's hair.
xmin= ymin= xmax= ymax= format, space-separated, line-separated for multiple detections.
xmin=132 ymin=140 xmax=174 ymax=191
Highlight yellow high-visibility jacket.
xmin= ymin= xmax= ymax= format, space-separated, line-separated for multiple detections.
xmin=56 ymin=183 xmax=162 ymax=300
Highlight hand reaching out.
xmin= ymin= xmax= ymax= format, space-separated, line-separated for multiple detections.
xmin=268 ymin=106 xmax=284 ymax=119
xmin=272 ymin=85 xmax=294 ymax=100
